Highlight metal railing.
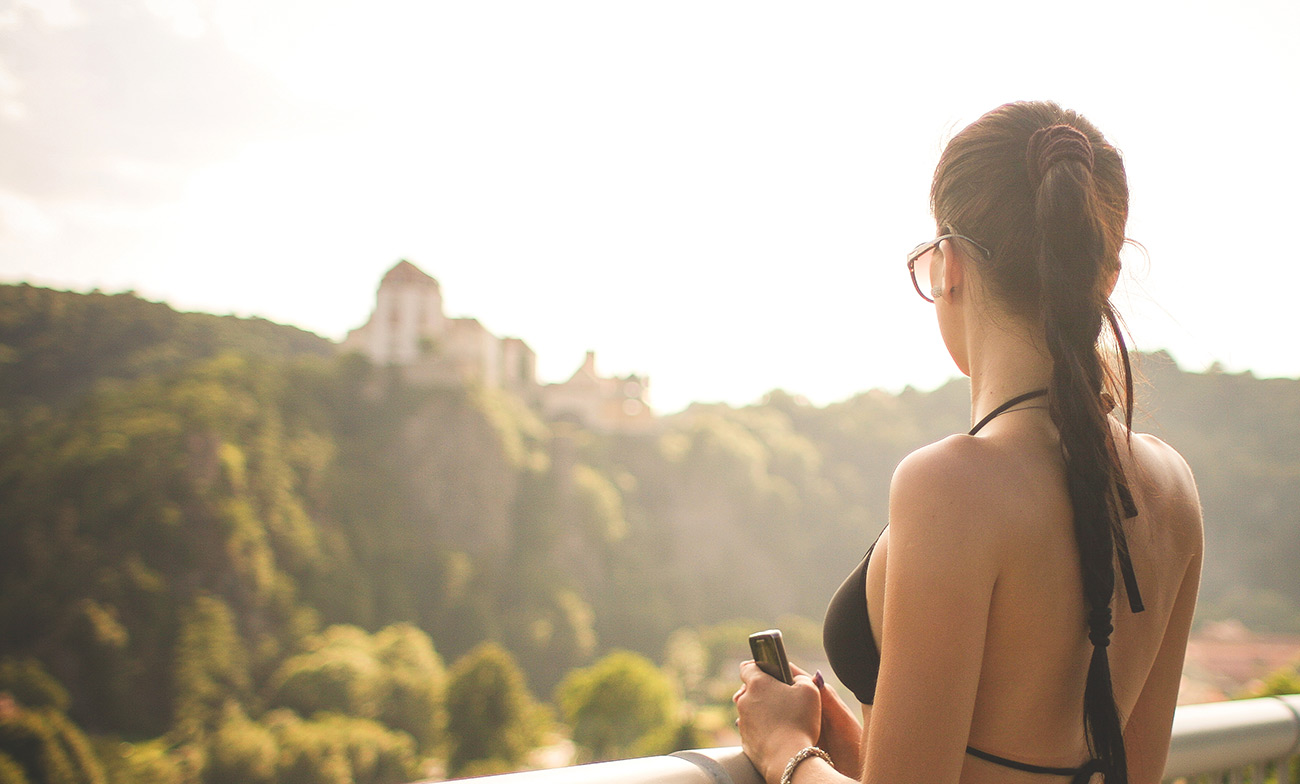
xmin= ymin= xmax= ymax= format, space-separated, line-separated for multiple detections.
xmin=453 ymin=694 xmax=1300 ymax=783
xmin=1164 ymin=695 xmax=1300 ymax=783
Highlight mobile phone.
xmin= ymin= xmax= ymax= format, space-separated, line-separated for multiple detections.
xmin=748 ymin=629 xmax=794 ymax=685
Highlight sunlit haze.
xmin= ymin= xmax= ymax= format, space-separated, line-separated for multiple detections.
xmin=2 ymin=0 xmax=1296 ymax=413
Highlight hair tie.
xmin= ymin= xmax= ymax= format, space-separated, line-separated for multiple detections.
xmin=1026 ymin=124 xmax=1095 ymax=189
xmin=1088 ymin=606 xmax=1113 ymax=648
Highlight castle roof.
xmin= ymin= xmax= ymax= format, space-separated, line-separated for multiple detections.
xmin=382 ymin=260 xmax=439 ymax=288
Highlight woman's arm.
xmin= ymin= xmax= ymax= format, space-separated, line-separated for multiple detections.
xmin=861 ymin=441 xmax=998 ymax=784
xmin=1122 ymin=549 xmax=1200 ymax=783
xmin=1124 ymin=443 xmax=1204 ymax=784
xmin=737 ymin=438 xmax=998 ymax=784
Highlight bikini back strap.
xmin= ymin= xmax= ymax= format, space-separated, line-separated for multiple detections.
xmin=965 ymin=746 xmax=1103 ymax=781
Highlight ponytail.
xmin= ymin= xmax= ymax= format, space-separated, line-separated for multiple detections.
xmin=932 ymin=102 xmax=1141 ymax=780
xmin=1029 ymin=123 xmax=1139 ymax=784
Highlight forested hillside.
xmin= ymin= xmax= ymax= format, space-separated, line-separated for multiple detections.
xmin=0 ymin=284 xmax=332 ymax=413
xmin=0 ymin=283 xmax=1296 ymax=782
xmin=1133 ymin=354 xmax=1300 ymax=631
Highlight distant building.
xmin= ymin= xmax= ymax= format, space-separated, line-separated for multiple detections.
xmin=342 ymin=260 xmax=652 ymax=433
xmin=341 ymin=261 xmax=528 ymax=393
xmin=540 ymin=351 xmax=654 ymax=434
xmin=342 ymin=260 xmax=445 ymax=366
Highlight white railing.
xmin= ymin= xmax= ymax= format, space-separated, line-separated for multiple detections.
xmin=450 ymin=695 xmax=1300 ymax=783
xmin=1164 ymin=694 xmax=1300 ymax=783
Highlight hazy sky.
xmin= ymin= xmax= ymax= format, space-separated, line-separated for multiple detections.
xmin=2 ymin=0 xmax=1296 ymax=413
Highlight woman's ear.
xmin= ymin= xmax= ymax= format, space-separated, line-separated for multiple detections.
xmin=937 ymin=238 xmax=966 ymax=300
xmin=1104 ymin=267 xmax=1120 ymax=298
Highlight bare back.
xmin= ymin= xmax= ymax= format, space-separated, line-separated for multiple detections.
xmin=859 ymin=412 xmax=1203 ymax=784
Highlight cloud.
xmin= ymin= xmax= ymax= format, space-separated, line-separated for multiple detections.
xmin=0 ymin=0 xmax=308 ymax=209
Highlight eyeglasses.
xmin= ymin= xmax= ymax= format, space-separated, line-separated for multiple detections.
xmin=906 ymin=233 xmax=992 ymax=303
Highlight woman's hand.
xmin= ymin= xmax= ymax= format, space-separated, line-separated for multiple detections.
xmin=735 ymin=660 xmax=822 ymax=784
xmin=777 ymin=663 xmax=863 ymax=778
xmin=812 ymin=671 xmax=863 ymax=780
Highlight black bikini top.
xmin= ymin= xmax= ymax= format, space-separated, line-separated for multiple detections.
xmin=820 ymin=388 xmax=1143 ymax=777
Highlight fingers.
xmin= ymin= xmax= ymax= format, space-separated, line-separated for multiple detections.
xmin=816 ymin=677 xmax=864 ymax=779
xmin=738 ymin=659 xmax=766 ymax=687
xmin=817 ymin=674 xmax=849 ymax=706
xmin=741 ymin=659 xmax=811 ymax=688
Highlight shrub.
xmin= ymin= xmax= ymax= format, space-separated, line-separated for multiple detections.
xmin=555 ymin=651 xmax=677 ymax=762
xmin=445 ymin=644 xmax=542 ymax=776
xmin=269 ymin=626 xmax=381 ymax=720
xmin=202 ymin=706 xmax=275 ymax=784
xmin=262 ymin=709 xmax=417 ymax=784
xmin=372 ymin=624 xmax=446 ymax=751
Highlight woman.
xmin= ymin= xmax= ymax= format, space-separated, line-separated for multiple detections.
xmin=734 ymin=101 xmax=1204 ymax=784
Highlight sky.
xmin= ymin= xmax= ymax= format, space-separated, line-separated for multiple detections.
xmin=1 ymin=0 xmax=1297 ymax=414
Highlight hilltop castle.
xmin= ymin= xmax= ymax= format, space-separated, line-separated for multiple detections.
xmin=341 ymin=261 xmax=653 ymax=433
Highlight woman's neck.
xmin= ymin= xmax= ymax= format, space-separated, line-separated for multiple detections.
xmin=965 ymin=314 xmax=1053 ymax=427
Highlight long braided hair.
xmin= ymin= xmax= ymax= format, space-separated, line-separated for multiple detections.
xmin=931 ymin=101 xmax=1138 ymax=783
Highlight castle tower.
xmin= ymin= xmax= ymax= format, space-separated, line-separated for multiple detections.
xmin=343 ymin=260 xmax=446 ymax=365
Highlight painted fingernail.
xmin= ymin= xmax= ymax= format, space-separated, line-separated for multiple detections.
xmin=813 ymin=670 xmax=825 ymax=688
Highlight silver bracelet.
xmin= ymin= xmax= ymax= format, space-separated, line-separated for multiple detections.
xmin=780 ymin=746 xmax=833 ymax=784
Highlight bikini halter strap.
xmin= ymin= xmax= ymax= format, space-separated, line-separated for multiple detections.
xmin=966 ymin=387 xmax=1144 ymax=614
xmin=967 ymin=388 xmax=1048 ymax=436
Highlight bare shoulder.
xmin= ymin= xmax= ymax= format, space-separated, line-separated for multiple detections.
xmin=1127 ymin=430 xmax=1205 ymax=547
xmin=888 ymin=434 xmax=1020 ymax=553
xmin=1130 ymin=431 xmax=1194 ymax=483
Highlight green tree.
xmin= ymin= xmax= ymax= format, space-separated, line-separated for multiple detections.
xmin=555 ymin=651 xmax=677 ymax=762
xmin=264 ymin=711 xmax=350 ymax=784
xmin=445 ymin=644 xmax=542 ymax=776
xmin=268 ymin=626 xmax=381 ymax=721
xmin=202 ymin=705 xmax=276 ymax=784
xmin=371 ymin=624 xmax=446 ymax=752
xmin=267 ymin=622 xmax=445 ymax=753
xmin=299 ymin=714 xmax=416 ymax=784
xmin=172 ymin=597 xmax=251 ymax=738
xmin=262 ymin=710 xmax=416 ymax=784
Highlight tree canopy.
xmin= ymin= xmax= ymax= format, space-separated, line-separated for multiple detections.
xmin=1 ymin=283 xmax=1297 ymax=779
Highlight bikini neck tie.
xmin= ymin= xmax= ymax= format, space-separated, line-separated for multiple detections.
xmin=967 ymin=389 xmax=1048 ymax=436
